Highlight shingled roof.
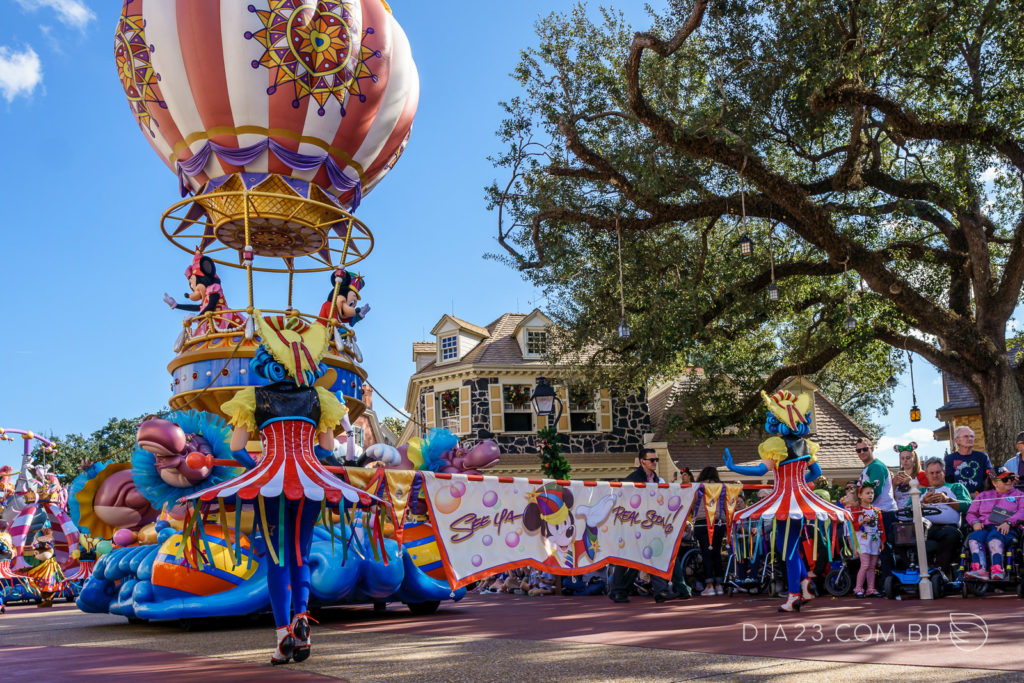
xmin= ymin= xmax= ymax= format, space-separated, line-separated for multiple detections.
xmin=936 ymin=373 xmax=979 ymax=417
xmin=649 ymin=379 xmax=866 ymax=472
xmin=413 ymin=313 xmax=551 ymax=377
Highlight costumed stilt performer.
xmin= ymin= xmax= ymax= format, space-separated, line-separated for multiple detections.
xmin=180 ymin=313 xmax=380 ymax=665
xmin=723 ymin=390 xmax=851 ymax=612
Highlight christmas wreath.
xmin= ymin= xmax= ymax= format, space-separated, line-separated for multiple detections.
xmin=440 ymin=390 xmax=459 ymax=413
xmin=504 ymin=385 xmax=532 ymax=407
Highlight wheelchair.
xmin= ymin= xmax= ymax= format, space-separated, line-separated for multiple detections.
xmin=882 ymin=504 xmax=948 ymax=599
xmin=957 ymin=525 xmax=1024 ymax=599
xmin=722 ymin=520 xmax=786 ymax=597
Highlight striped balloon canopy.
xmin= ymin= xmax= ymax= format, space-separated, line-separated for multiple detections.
xmin=115 ymin=0 xmax=419 ymax=211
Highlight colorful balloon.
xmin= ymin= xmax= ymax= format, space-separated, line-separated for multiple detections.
xmin=481 ymin=490 xmax=498 ymax=508
xmin=115 ymin=0 xmax=419 ymax=208
xmin=470 ymin=554 xmax=482 ymax=568
xmin=629 ymin=493 xmax=642 ymax=509
xmin=667 ymin=495 xmax=681 ymax=511
xmin=504 ymin=531 xmax=520 ymax=548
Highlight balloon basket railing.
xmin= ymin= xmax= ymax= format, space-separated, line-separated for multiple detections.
xmin=160 ymin=173 xmax=373 ymax=274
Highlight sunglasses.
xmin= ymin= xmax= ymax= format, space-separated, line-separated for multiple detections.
xmin=644 ymin=458 xmax=659 ymax=463
xmin=855 ymin=447 xmax=871 ymax=453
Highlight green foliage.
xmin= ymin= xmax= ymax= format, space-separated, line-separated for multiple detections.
xmin=488 ymin=1 xmax=1024 ymax=447
xmin=31 ymin=411 xmax=162 ymax=482
xmin=537 ymin=426 xmax=571 ymax=480
xmin=382 ymin=416 xmax=407 ymax=437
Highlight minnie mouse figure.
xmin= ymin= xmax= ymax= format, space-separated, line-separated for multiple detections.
xmin=163 ymin=249 xmax=245 ymax=336
xmin=319 ymin=269 xmax=370 ymax=328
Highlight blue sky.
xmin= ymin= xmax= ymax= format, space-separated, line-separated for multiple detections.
xmin=0 ymin=0 xmax=946 ymax=472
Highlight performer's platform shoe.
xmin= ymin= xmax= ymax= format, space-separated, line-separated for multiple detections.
xmin=799 ymin=577 xmax=815 ymax=602
xmin=272 ymin=626 xmax=294 ymax=665
xmin=291 ymin=612 xmax=313 ymax=662
xmin=778 ymin=593 xmax=802 ymax=613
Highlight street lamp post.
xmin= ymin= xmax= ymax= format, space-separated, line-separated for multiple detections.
xmin=531 ymin=375 xmax=564 ymax=428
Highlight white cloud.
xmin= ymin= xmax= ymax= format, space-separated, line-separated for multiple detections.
xmin=0 ymin=46 xmax=42 ymax=102
xmin=877 ymin=428 xmax=945 ymax=467
xmin=14 ymin=0 xmax=95 ymax=31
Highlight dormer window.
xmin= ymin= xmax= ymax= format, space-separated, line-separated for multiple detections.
xmin=440 ymin=334 xmax=458 ymax=361
xmin=525 ymin=328 xmax=548 ymax=357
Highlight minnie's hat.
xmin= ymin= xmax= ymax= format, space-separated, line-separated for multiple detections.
xmin=255 ymin=312 xmax=329 ymax=387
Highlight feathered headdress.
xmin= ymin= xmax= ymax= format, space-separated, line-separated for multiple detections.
xmin=255 ymin=312 xmax=329 ymax=387
xmin=761 ymin=389 xmax=812 ymax=431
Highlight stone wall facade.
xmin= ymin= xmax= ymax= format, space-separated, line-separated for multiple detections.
xmin=416 ymin=376 xmax=649 ymax=455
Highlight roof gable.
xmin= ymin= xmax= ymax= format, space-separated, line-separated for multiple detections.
xmin=430 ymin=314 xmax=490 ymax=339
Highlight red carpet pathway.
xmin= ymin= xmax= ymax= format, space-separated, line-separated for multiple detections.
xmin=323 ymin=592 xmax=1023 ymax=671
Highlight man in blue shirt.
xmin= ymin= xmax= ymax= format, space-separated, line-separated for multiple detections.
xmin=944 ymin=426 xmax=993 ymax=495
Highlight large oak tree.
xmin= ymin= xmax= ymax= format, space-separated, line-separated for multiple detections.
xmin=488 ymin=1 xmax=1024 ymax=459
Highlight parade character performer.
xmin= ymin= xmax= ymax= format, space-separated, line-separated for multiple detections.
xmin=163 ymin=248 xmax=245 ymax=334
xmin=24 ymin=532 xmax=65 ymax=608
xmin=522 ymin=482 xmax=616 ymax=570
xmin=180 ymin=313 xmax=381 ymax=665
xmin=0 ymin=464 xmax=14 ymax=505
xmin=319 ymin=269 xmax=370 ymax=328
xmin=724 ymin=390 xmax=851 ymax=612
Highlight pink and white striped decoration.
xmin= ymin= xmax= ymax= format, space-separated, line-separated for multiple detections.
xmin=115 ymin=0 xmax=419 ymax=208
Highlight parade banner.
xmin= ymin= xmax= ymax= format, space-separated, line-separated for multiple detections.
xmin=422 ymin=473 xmax=698 ymax=588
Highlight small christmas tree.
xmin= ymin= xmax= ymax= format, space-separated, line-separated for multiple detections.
xmin=536 ymin=426 xmax=570 ymax=480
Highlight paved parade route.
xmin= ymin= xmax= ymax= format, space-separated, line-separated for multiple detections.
xmin=1 ymin=594 xmax=1021 ymax=681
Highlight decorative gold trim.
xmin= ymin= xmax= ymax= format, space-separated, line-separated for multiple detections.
xmin=171 ymin=126 xmax=366 ymax=181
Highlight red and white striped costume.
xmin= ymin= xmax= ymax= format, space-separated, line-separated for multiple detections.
xmin=735 ymin=458 xmax=849 ymax=524
xmin=182 ymin=419 xmax=369 ymax=505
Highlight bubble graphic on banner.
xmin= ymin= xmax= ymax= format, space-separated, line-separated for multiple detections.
xmin=629 ymin=494 xmax=642 ymax=509
xmin=667 ymin=495 xmax=681 ymax=511
xmin=634 ymin=531 xmax=642 ymax=539
xmin=450 ymin=481 xmax=467 ymax=498
xmin=505 ymin=531 xmax=520 ymax=548
xmin=471 ymin=554 xmax=483 ymax=567
xmin=649 ymin=488 xmax=656 ymax=497
xmin=601 ymin=526 xmax=609 ymax=533
xmin=434 ymin=487 xmax=461 ymax=514
xmin=618 ymin=538 xmax=625 ymax=549
xmin=482 ymin=534 xmax=493 ymax=546
xmin=642 ymin=546 xmax=653 ymax=559
xmin=482 ymin=490 xmax=498 ymax=507
xmin=657 ymin=494 xmax=664 ymax=505
xmin=650 ymin=537 xmax=664 ymax=557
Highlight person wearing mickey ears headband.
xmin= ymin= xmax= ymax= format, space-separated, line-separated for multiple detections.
xmin=891 ymin=442 xmax=928 ymax=508
xmin=964 ymin=467 xmax=1024 ymax=581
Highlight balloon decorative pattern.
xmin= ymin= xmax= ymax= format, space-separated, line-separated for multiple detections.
xmin=115 ymin=4 xmax=166 ymax=137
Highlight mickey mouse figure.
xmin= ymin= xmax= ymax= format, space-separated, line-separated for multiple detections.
xmin=319 ymin=269 xmax=370 ymax=329
xmin=163 ymin=249 xmax=245 ymax=336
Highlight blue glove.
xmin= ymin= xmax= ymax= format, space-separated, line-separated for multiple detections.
xmin=314 ymin=444 xmax=341 ymax=466
xmin=231 ymin=448 xmax=256 ymax=469
xmin=723 ymin=448 xmax=767 ymax=476
xmin=805 ymin=461 xmax=822 ymax=483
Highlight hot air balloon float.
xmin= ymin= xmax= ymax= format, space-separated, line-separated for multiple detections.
xmin=77 ymin=1 xmax=497 ymax=663
xmin=0 ymin=429 xmax=82 ymax=608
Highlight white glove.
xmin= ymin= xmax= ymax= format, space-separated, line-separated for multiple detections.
xmin=577 ymin=493 xmax=617 ymax=527
xmin=357 ymin=304 xmax=371 ymax=318
xmin=163 ymin=293 xmax=178 ymax=309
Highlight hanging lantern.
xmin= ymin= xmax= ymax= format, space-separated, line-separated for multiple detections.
xmin=907 ymin=351 xmax=921 ymax=422
xmin=844 ymin=315 xmax=856 ymax=331
xmin=618 ymin=318 xmax=631 ymax=339
xmin=767 ymin=283 xmax=779 ymax=301
xmin=886 ymin=375 xmax=899 ymax=389
xmin=910 ymin=405 xmax=922 ymax=422
xmin=739 ymin=234 xmax=753 ymax=256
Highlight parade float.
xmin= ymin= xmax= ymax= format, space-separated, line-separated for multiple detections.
xmin=74 ymin=4 xmax=748 ymax=659
xmin=0 ymin=428 xmax=81 ymax=608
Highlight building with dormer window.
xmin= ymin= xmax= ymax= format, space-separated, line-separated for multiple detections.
xmin=402 ymin=310 xmax=651 ymax=480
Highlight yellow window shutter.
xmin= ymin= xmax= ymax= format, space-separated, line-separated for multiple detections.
xmin=424 ymin=391 xmax=435 ymax=430
xmin=599 ymin=388 xmax=613 ymax=431
xmin=488 ymin=383 xmax=504 ymax=432
xmin=459 ymin=385 xmax=471 ymax=435
xmin=556 ymin=385 xmax=570 ymax=432
xmin=536 ymin=414 xmax=547 ymax=430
